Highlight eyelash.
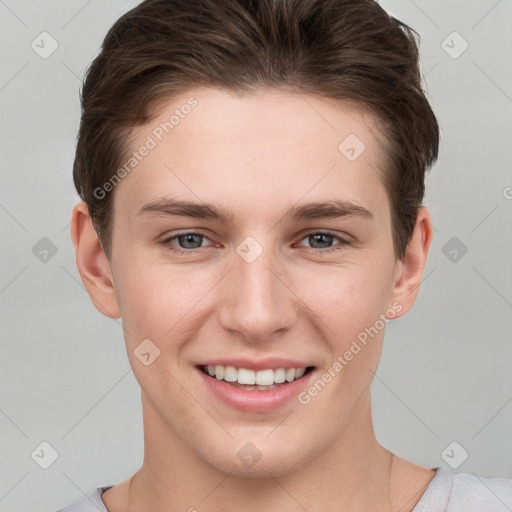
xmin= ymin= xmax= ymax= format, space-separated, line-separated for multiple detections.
xmin=159 ymin=230 xmax=350 ymax=256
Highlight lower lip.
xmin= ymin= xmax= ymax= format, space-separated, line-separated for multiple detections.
xmin=197 ymin=367 xmax=315 ymax=413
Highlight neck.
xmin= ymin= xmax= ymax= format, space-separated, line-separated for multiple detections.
xmin=126 ymin=391 xmax=394 ymax=512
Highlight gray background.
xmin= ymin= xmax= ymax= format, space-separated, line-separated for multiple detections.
xmin=1 ymin=0 xmax=511 ymax=510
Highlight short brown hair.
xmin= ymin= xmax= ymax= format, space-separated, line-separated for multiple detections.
xmin=73 ymin=0 xmax=439 ymax=260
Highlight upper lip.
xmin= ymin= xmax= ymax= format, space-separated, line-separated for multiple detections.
xmin=196 ymin=358 xmax=314 ymax=371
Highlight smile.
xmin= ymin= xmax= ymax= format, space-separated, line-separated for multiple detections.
xmin=200 ymin=364 xmax=313 ymax=390
xmin=196 ymin=361 xmax=316 ymax=412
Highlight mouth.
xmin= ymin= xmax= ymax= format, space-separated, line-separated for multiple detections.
xmin=198 ymin=364 xmax=315 ymax=391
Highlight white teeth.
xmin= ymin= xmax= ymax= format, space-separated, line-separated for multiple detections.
xmin=203 ymin=365 xmax=309 ymax=386
xmin=285 ymin=368 xmax=296 ymax=382
xmin=223 ymin=366 xmax=237 ymax=382
xmin=274 ymin=368 xmax=286 ymax=383
xmin=237 ymin=368 xmax=256 ymax=385
xmin=215 ymin=365 xmax=224 ymax=380
xmin=256 ymin=369 xmax=274 ymax=386
xmin=295 ymin=367 xmax=305 ymax=378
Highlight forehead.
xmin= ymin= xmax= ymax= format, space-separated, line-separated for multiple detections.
xmin=115 ymin=87 xmax=390 ymax=222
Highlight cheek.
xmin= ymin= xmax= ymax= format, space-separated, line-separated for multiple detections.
xmin=293 ymin=265 xmax=392 ymax=413
xmin=114 ymin=264 xmax=207 ymax=410
xmin=113 ymin=260 xmax=203 ymax=348
xmin=294 ymin=259 xmax=394 ymax=341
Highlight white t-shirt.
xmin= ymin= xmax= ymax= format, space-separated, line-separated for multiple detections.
xmin=56 ymin=467 xmax=512 ymax=511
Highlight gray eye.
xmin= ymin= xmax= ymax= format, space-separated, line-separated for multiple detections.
xmin=177 ymin=233 xmax=204 ymax=249
xmin=307 ymin=233 xmax=335 ymax=249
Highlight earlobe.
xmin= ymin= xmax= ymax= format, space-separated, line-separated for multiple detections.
xmin=388 ymin=207 xmax=433 ymax=319
xmin=70 ymin=202 xmax=121 ymax=319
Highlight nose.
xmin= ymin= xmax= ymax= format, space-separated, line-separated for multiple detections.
xmin=218 ymin=242 xmax=298 ymax=344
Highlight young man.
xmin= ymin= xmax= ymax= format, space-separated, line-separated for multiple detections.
xmin=59 ymin=0 xmax=512 ymax=510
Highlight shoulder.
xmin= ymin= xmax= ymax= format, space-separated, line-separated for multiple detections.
xmin=447 ymin=469 xmax=512 ymax=511
xmin=55 ymin=486 xmax=111 ymax=512
xmin=413 ymin=468 xmax=512 ymax=512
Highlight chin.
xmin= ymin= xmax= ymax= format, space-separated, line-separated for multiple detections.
xmin=199 ymin=438 xmax=309 ymax=480
xmin=212 ymin=453 xmax=305 ymax=480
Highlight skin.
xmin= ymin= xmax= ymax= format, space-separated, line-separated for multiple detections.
xmin=71 ymin=87 xmax=435 ymax=511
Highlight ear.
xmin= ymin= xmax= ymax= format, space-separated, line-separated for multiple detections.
xmin=387 ymin=207 xmax=433 ymax=319
xmin=70 ymin=202 xmax=121 ymax=319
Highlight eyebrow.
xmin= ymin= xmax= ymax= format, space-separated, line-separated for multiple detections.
xmin=136 ymin=198 xmax=373 ymax=223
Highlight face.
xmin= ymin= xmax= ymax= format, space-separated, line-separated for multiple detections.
xmin=92 ymin=88 xmax=413 ymax=477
